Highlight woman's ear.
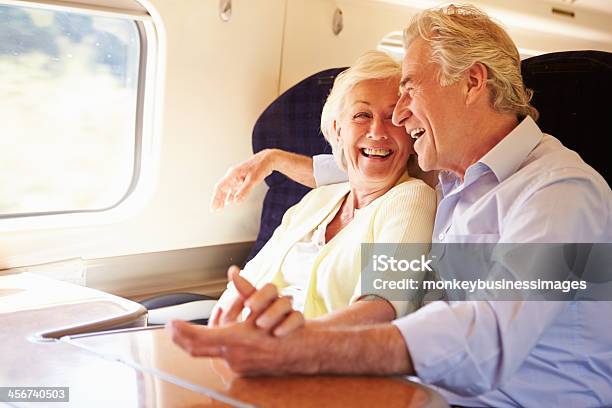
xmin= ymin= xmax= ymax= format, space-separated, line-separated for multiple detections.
xmin=333 ymin=119 xmax=342 ymax=143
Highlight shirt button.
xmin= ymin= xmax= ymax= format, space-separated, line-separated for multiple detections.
xmin=438 ymin=233 xmax=445 ymax=241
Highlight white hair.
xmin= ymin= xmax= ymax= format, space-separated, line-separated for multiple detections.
xmin=404 ymin=4 xmax=538 ymax=120
xmin=320 ymin=50 xmax=402 ymax=170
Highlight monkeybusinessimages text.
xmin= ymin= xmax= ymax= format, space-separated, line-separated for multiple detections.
xmin=371 ymin=254 xmax=587 ymax=294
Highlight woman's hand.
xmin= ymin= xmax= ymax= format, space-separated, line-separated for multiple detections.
xmin=207 ymin=266 xmax=305 ymax=336
xmin=168 ymin=266 xmax=308 ymax=374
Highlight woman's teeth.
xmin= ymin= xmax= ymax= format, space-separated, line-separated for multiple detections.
xmin=361 ymin=148 xmax=391 ymax=158
xmin=410 ymin=128 xmax=426 ymax=139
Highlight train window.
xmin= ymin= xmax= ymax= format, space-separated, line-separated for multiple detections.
xmin=0 ymin=2 xmax=144 ymax=219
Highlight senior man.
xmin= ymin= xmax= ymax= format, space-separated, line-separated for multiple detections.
xmin=170 ymin=4 xmax=612 ymax=407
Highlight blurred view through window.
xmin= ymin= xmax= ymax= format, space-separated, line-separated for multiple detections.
xmin=0 ymin=3 xmax=140 ymax=217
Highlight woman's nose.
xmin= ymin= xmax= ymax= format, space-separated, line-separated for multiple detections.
xmin=366 ymin=117 xmax=388 ymax=140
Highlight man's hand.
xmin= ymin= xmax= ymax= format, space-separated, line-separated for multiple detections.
xmin=168 ymin=274 xmax=412 ymax=377
xmin=169 ymin=266 xmax=307 ymax=375
xmin=210 ymin=149 xmax=277 ymax=211
xmin=169 ymin=319 xmax=317 ymax=376
xmin=210 ymin=149 xmax=316 ymax=211
xmin=168 ymin=318 xmax=413 ymax=377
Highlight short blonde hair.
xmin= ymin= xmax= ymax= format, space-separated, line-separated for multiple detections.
xmin=320 ymin=50 xmax=401 ymax=170
xmin=404 ymin=4 xmax=538 ymax=120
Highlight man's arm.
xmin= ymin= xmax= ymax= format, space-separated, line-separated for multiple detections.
xmin=169 ymin=271 xmax=412 ymax=376
xmin=394 ymin=177 xmax=610 ymax=396
xmin=393 ymin=300 xmax=565 ymax=396
xmin=210 ymin=149 xmax=315 ymax=211
xmin=169 ymin=318 xmax=413 ymax=377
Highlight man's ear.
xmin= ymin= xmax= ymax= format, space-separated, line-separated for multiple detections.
xmin=465 ymin=62 xmax=488 ymax=106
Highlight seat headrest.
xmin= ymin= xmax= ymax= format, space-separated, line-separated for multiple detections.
xmin=252 ymin=68 xmax=346 ymax=186
xmin=522 ymin=50 xmax=612 ymax=184
xmin=246 ymin=68 xmax=345 ymax=262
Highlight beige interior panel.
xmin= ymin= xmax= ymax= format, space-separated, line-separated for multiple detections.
xmin=0 ymin=0 xmax=285 ymax=274
xmin=280 ymin=0 xmax=612 ymax=93
xmin=1 ymin=0 xmax=612 ymax=292
xmin=280 ymin=0 xmax=421 ymax=92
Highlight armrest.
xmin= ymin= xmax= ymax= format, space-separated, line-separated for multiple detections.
xmin=146 ymin=300 xmax=217 ymax=325
xmin=139 ymin=293 xmax=218 ymax=325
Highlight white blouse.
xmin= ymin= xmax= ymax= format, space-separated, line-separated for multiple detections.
xmin=278 ymin=199 xmax=350 ymax=312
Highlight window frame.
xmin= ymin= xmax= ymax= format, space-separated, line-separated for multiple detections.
xmin=0 ymin=0 xmax=162 ymax=230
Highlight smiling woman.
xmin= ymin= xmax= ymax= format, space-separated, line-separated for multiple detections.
xmin=209 ymin=50 xmax=436 ymax=328
xmin=334 ymin=77 xmax=412 ymax=194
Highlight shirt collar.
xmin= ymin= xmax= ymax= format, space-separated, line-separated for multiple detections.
xmin=436 ymin=116 xmax=543 ymax=194
xmin=478 ymin=116 xmax=543 ymax=182
xmin=438 ymin=170 xmax=459 ymax=197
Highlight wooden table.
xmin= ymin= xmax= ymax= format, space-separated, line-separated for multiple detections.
xmin=0 ymin=273 xmax=449 ymax=407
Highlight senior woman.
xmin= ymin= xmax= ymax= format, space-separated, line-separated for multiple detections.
xmin=212 ymin=51 xmax=436 ymax=330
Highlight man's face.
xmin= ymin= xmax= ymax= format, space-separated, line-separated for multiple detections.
xmin=392 ymin=38 xmax=467 ymax=173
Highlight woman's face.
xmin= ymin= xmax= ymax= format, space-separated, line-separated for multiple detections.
xmin=335 ymin=78 xmax=413 ymax=190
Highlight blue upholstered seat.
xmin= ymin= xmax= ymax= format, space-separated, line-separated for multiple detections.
xmin=246 ymin=67 xmax=346 ymax=262
xmin=521 ymin=50 xmax=611 ymax=185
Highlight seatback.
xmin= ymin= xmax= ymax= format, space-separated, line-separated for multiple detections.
xmin=522 ymin=50 xmax=612 ymax=184
xmin=246 ymin=68 xmax=345 ymax=262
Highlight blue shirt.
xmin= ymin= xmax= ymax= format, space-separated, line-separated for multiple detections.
xmin=314 ymin=117 xmax=612 ymax=407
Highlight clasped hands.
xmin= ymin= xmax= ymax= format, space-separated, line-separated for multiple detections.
xmin=167 ymin=266 xmax=307 ymax=375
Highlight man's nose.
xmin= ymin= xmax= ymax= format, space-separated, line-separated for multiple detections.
xmin=392 ymin=96 xmax=411 ymax=127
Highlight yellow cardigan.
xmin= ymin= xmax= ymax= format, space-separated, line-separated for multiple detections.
xmin=219 ymin=172 xmax=436 ymax=319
